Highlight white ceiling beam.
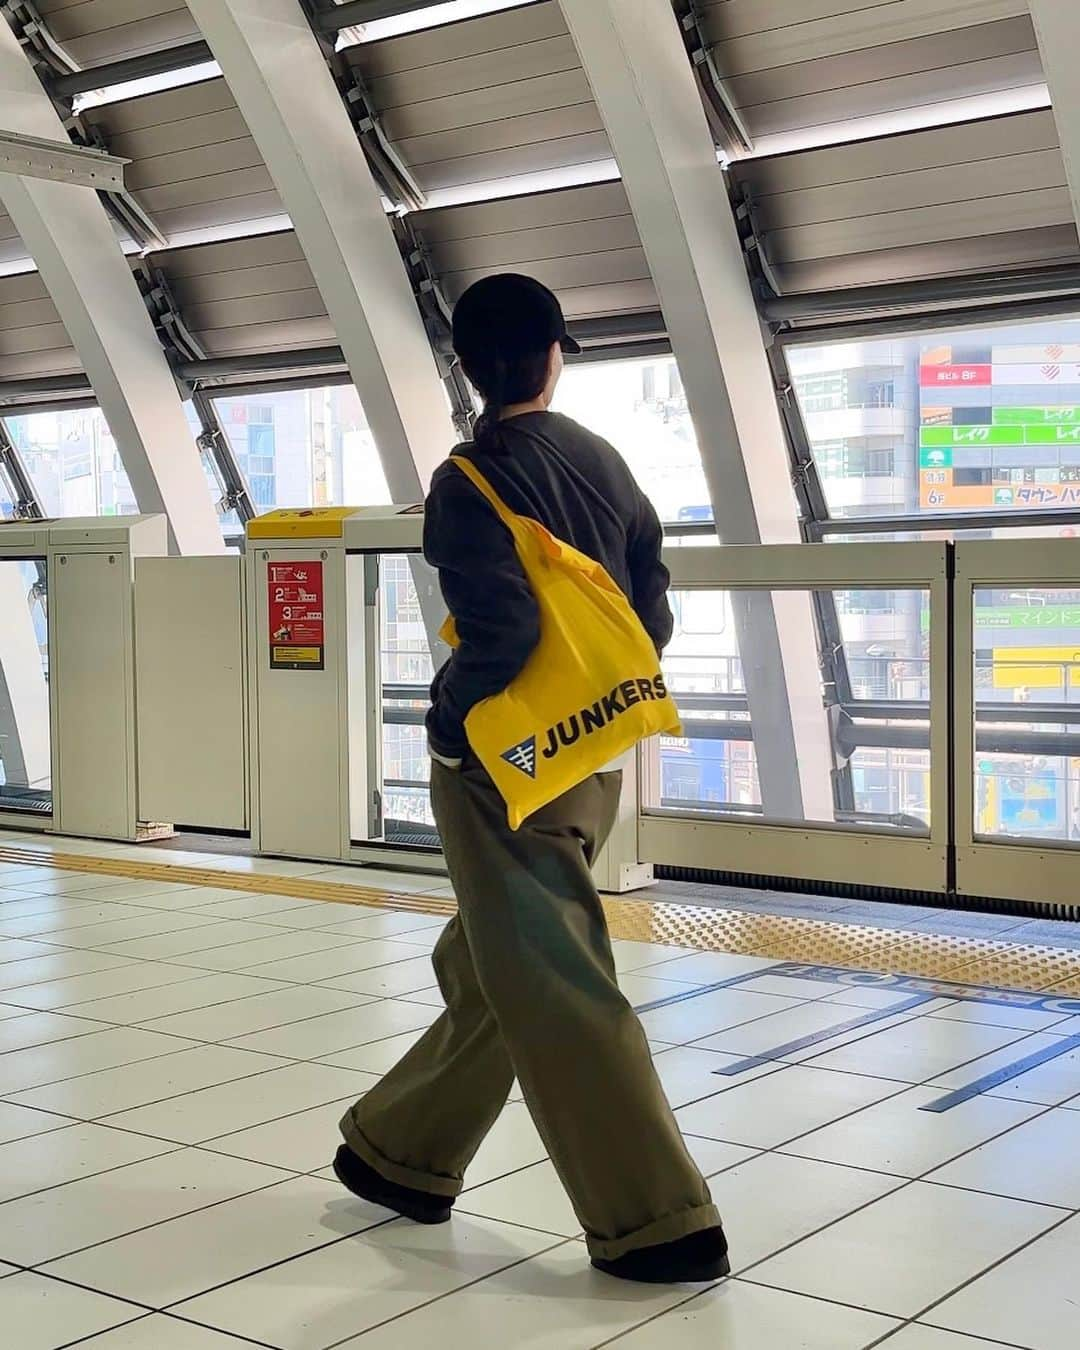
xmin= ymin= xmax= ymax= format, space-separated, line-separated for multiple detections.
xmin=0 ymin=22 xmax=224 ymax=556
xmin=559 ymin=0 xmax=835 ymax=822
xmin=1030 ymin=0 xmax=1080 ymax=233
xmin=185 ymin=0 xmax=456 ymax=503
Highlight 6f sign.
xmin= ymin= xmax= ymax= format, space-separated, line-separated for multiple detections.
xmin=268 ymin=561 xmax=325 ymax=671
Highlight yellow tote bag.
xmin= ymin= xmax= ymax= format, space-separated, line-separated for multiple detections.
xmin=439 ymin=457 xmax=681 ymax=829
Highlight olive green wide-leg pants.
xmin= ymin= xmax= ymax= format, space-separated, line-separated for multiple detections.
xmin=340 ymin=758 xmax=720 ymax=1261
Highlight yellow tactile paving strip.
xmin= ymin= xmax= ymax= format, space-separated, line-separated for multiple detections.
xmin=2 ymin=844 xmax=1079 ymax=996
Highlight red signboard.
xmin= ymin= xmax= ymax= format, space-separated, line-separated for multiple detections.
xmin=268 ymin=561 xmax=324 ymax=671
xmin=919 ymin=364 xmax=992 ymax=387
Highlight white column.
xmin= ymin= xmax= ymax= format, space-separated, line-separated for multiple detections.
xmin=0 ymin=566 xmax=49 ymax=792
xmin=560 ymin=0 xmax=834 ymax=820
xmin=186 ymin=0 xmax=456 ymax=502
xmin=0 ymin=26 xmax=223 ymax=557
xmin=1031 ymin=1 xmax=1080 ymax=229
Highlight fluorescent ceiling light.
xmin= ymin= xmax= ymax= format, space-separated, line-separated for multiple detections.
xmin=339 ymin=0 xmax=534 ymax=46
xmin=73 ymin=62 xmax=222 ymax=113
xmin=741 ymin=85 xmax=1052 ymax=160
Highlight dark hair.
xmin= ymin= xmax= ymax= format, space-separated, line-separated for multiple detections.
xmin=464 ymin=347 xmax=552 ymax=451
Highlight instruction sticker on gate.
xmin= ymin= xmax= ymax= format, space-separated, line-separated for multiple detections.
xmin=268 ymin=561 xmax=325 ymax=671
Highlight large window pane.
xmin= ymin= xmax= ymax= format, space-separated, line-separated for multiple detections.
xmin=553 ymin=356 xmax=712 ymax=525
xmin=214 ymin=385 xmax=389 ymax=512
xmin=646 ymin=586 xmax=932 ymax=832
xmin=789 ymin=318 xmax=1080 ymax=523
xmin=6 ymin=408 xmax=136 ymax=517
xmin=973 ymin=585 xmax=1080 ymax=845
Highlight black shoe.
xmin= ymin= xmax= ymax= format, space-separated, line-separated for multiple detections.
xmin=332 ymin=1145 xmax=453 ymax=1225
xmin=592 ymin=1226 xmax=730 ymax=1284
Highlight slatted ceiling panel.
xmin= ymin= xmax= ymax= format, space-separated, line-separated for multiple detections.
xmin=348 ymin=2 xmax=610 ymax=193
xmin=82 ymin=80 xmax=284 ymax=244
xmin=731 ymin=109 xmax=1079 ymax=292
xmin=413 ymin=182 xmax=657 ymax=320
xmin=701 ymin=0 xmax=1031 ymax=68
xmin=779 ymin=226 xmax=1080 ymax=295
xmin=36 ymin=0 xmax=200 ymax=66
xmin=0 ymin=212 xmax=30 ymax=271
xmin=701 ymin=1 xmax=1039 ymax=141
xmin=731 ymin=23 xmax=1042 ymax=140
xmin=737 ymin=108 xmax=1062 ymax=196
xmin=0 ymin=274 xmax=80 ymax=380
xmin=154 ymin=232 xmax=337 ymax=358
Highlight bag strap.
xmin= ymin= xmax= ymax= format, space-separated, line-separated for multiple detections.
xmin=449 ymin=455 xmax=519 ymax=531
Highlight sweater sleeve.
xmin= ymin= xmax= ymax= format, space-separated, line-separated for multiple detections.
xmin=626 ymin=485 xmax=675 ymax=653
xmin=423 ymin=466 xmax=541 ymax=757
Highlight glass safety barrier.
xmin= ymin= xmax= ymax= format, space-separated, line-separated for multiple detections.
xmin=639 ymin=542 xmax=950 ymax=895
xmin=0 ymin=557 xmax=51 ymax=819
xmin=347 ymin=551 xmax=440 ymax=853
xmin=955 ymin=538 xmax=1080 ymax=904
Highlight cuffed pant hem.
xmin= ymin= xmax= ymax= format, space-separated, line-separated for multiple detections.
xmin=585 ymin=1202 xmax=724 ymax=1262
xmin=339 ymin=1111 xmax=463 ymax=1200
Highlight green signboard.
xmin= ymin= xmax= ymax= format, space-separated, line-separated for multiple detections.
xmin=994 ymin=406 xmax=1080 ymax=426
xmin=921 ymin=424 xmax=1080 ymax=448
xmin=922 ymin=605 xmax=1080 ymax=633
xmin=977 ymin=606 xmax=1080 ymax=629
xmin=921 ymin=426 xmax=1022 ymax=447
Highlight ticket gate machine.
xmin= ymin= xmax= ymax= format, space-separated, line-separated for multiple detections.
xmin=0 ymin=514 xmax=168 ymax=841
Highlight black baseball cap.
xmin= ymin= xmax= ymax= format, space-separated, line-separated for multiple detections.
xmin=452 ymin=273 xmax=581 ymax=367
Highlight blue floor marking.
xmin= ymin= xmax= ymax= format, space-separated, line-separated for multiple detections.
xmin=920 ymin=1033 xmax=1080 ymax=1113
xmin=713 ymin=994 xmax=936 ymax=1077
xmin=632 ymin=964 xmax=788 ymax=1015
xmin=763 ymin=962 xmax=1080 ymax=1015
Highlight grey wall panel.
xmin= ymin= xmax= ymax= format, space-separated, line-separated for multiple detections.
xmin=701 ymin=0 xmax=1032 ymax=73
xmin=83 ymin=80 xmax=285 ymax=243
xmin=726 ymin=17 xmax=1036 ymax=107
xmin=0 ymin=298 xmax=64 ymax=333
xmin=776 ymin=224 xmax=1080 ymax=292
xmin=351 ymin=2 xmax=607 ymax=194
xmin=153 ymin=232 xmax=336 ymax=357
xmin=446 ymin=248 xmax=651 ymax=298
xmin=164 ymin=259 xmax=317 ymax=308
xmin=427 ymin=215 xmax=644 ymax=273
xmin=751 ymin=148 xmax=1068 ymax=231
xmin=767 ymin=187 xmax=1074 ymax=264
xmin=0 ymin=273 xmax=79 ymax=378
xmin=352 ymin=2 xmax=565 ymax=74
xmin=150 ymin=194 xmax=288 ymax=241
xmin=738 ymin=50 xmax=1043 ymax=140
xmin=380 ymin=67 xmax=593 ymax=141
xmin=416 ymin=180 xmax=634 ymax=243
xmin=734 ymin=110 xmax=1060 ymax=195
xmin=182 ymin=289 xmax=333 ymax=335
xmin=411 ymin=131 xmax=613 ymax=193
xmin=731 ymin=109 xmax=1072 ymax=290
xmin=194 ymin=316 xmax=340 ymax=358
xmin=37 ymin=0 xmax=200 ymax=66
xmin=0 ymin=347 xmax=84 ymax=380
xmin=414 ymin=182 xmax=657 ymax=318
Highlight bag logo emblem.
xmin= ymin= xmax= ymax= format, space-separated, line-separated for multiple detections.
xmin=501 ymin=736 xmax=537 ymax=779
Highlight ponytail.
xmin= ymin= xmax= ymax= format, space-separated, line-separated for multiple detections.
xmin=461 ymin=348 xmax=549 ymax=452
xmin=472 ymin=354 xmax=507 ymax=451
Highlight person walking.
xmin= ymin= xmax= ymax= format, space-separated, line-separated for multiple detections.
xmin=334 ymin=273 xmax=728 ymax=1284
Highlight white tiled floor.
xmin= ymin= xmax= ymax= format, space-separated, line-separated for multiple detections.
xmin=0 ymin=837 xmax=1077 ymax=1348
